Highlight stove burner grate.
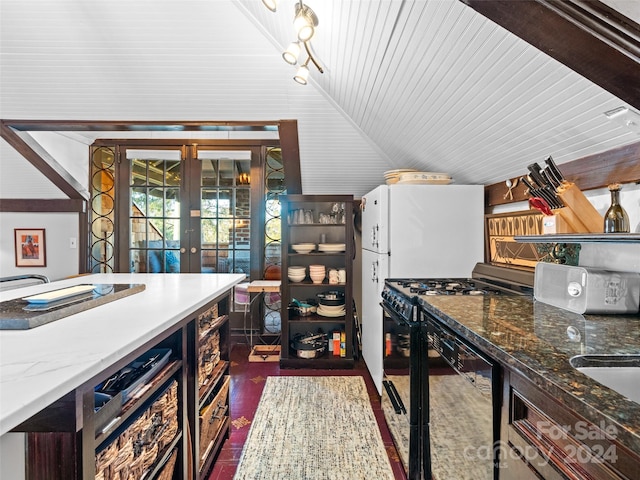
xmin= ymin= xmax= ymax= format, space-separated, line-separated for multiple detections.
xmin=388 ymin=276 xmax=527 ymax=297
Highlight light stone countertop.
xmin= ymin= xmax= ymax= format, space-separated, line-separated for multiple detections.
xmin=0 ymin=273 xmax=245 ymax=436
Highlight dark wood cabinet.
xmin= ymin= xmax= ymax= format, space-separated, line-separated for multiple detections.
xmin=22 ymin=291 xmax=232 ymax=480
xmin=193 ymin=305 xmax=230 ymax=478
xmin=501 ymin=369 xmax=640 ymax=480
xmin=280 ymin=194 xmax=355 ymax=369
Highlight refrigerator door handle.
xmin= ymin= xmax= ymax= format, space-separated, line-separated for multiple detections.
xmin=371 ymin=260 xmax=379 ymax=283
xmin=371 ymin=224 xmax=379 ymax=248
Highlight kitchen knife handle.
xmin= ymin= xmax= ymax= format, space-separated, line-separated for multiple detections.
xmin=527 ymin=163 xmax=547 ymax=189
xmin=521 ymin=175 xmax=563 ymax=208
xmin=527 ymin=163 xmax=565 ymax=208
xmin=520 ymin=175 xmax=535 ymax=192
xmin=544 ymin=155 xmax=566 ymax=184
xmin=541 ymin=167 xmax=561 ymax=189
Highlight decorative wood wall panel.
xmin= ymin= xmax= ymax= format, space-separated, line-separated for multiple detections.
xmin=485 ymin=141 xmax=640 ymax=208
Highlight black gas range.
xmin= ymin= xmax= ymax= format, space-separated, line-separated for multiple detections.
xmin=382 ymin=265 xmax=534 ymax=326
xmin=380 ymin=264 xmax=533 ymax=479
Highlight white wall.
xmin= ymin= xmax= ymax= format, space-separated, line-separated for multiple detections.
xmin=29 ymin=131 xmax=90 ymax=192
xmin=0 ymin=212 xmax=80 ymax=281
xmin=579 ymin=184 xmax=640 ymax=272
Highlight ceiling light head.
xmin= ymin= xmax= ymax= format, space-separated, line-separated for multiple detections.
xmin=262 ymin=0 xmax=278 ymax=12
xmin=604 ymin=106 xmax=640 ymax=135
xmin=293 ymin=60 xmax=310 ymax=85
xmin=294 ymin=3 xmax=318 ymax=42
xmin=282 ymin=41 xmax=301 ymax=65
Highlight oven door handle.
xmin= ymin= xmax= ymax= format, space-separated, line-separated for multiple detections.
xmin=383 ymin=380 xmax=406 ymax=415
xmin=387 ymin=381 xmax=407 ymax=414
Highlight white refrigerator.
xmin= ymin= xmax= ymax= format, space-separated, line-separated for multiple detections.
xmin=360 ymin=184 xmax=485 ymax=394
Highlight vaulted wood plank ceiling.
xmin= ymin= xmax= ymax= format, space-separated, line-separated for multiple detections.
xmin=1 ymin=0 xmax=638 ymax=198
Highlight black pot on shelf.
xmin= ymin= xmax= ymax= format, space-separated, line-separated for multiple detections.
xmin=291 ymin=332 xmax=327 ymax=359
xmin=316 ymin=290 xmax=345 ymax=306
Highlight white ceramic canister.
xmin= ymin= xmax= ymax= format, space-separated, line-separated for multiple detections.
xmin=328 ymin=269 xmax=339 ymax=285
xmin=338 ymin=268 xmax=346 ymax=283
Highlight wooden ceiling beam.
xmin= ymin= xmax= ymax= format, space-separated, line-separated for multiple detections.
xmin=0 ymin=199 xmax=85 ymax=213
xmin=460 ymin=0 xmax=640 ymax=110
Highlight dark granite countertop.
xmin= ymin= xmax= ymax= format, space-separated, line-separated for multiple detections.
xmin=418 ymin=294 xmax=640 ymax=455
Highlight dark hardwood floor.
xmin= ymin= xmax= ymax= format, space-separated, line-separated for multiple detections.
xmin=207 ymin=342 xmax=406 ymax=480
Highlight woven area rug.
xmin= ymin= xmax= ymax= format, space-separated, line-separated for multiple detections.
xmin=233 ymin=376 xmax=395 ymax=480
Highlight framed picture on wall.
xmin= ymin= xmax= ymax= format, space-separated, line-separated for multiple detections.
xmin=14 ymin=228 xmax=46 ymax=267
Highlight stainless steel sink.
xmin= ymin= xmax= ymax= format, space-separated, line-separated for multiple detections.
xmin=570 ymin=355 xmax=640 ymax=404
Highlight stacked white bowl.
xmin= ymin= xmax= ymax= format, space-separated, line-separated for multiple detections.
xmin=288 ymin=266 xmax=306 ymax=283
xmin=291 ymin=243 xmax=316 ymax=254
xmin=309 ymin=264 xmax=326 ymax=284
xmin=383 ymin=168 xmax=417 ymax=185
xmin=317 ymin=303 xmax=346 ymax=317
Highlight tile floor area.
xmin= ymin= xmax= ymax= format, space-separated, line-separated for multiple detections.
xmin=207 ymin=343 xmax=407 ymax=480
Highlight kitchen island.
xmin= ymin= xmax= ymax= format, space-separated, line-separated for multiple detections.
xmin=420 ymin=293 xmax=640 ymax=479
xmin=0 ymin=273 xmax=245 ymax=479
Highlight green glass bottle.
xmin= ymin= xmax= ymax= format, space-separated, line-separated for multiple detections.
xmin=604 ymin=183 xmax=630 ymax=233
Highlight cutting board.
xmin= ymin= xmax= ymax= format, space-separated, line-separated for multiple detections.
xmin=0 ymin=283 xmax=146 ymax=329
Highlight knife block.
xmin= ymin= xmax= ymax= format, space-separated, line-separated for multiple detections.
xmin=554 ymin=207 xmax=588 ymax=233
xmin=556 ymin=182 xmax=603 ymax=233
xmin=542 ymin=212 xmax=574 ymax=234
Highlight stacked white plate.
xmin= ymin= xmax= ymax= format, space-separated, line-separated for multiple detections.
xmin=317 ymin=243 xmax=346 ymax=253
xmin=317 ymin=303 xmax=346 ymax=317
xmin=309 ymin=264 xmax=326 ymax=284
xmin=384 ymin=169 xmax=418 ymax=185
xmin=288 ymin=266 xmax=306 ymax=283
xmin=291 ymin=243 xmax=316 ymax=254
xmin=396 ymin=172 xmax=452 ymax=185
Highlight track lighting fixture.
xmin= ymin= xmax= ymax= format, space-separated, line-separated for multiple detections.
xmin=293 ymin=3 xmax=318 ymax=42
xmin=282 ymin=41 xmax=301 ymax=65
xmin=261 ymin=0 xmax=278 ymax=12
xmin=293 ymin=58 xmax=310 ymax=85
xmin=263 ymin=0 xmax=324 ymax=85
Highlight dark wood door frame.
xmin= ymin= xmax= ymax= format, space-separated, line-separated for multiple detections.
xmin=0 ymin=120 xmax=300 ymax=276
xmin=0 ymin=119 xmax=302 ymax=211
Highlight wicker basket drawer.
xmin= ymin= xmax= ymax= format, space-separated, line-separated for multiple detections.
xmin=197 ymin=303 xmax=219 ymax=334
xmin=95 ymin=380 xmax=179 ymax=480
xmin=155 ymin=449 xmax=178 ymax=480
xmin=199 ymin=375 xmax=230 ymax=461
xmin=198 ymin=328 xmax=221 ymax=388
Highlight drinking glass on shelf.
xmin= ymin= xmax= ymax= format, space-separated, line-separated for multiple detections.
xmin=304 ymin=210 xmax=314 ymax=224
